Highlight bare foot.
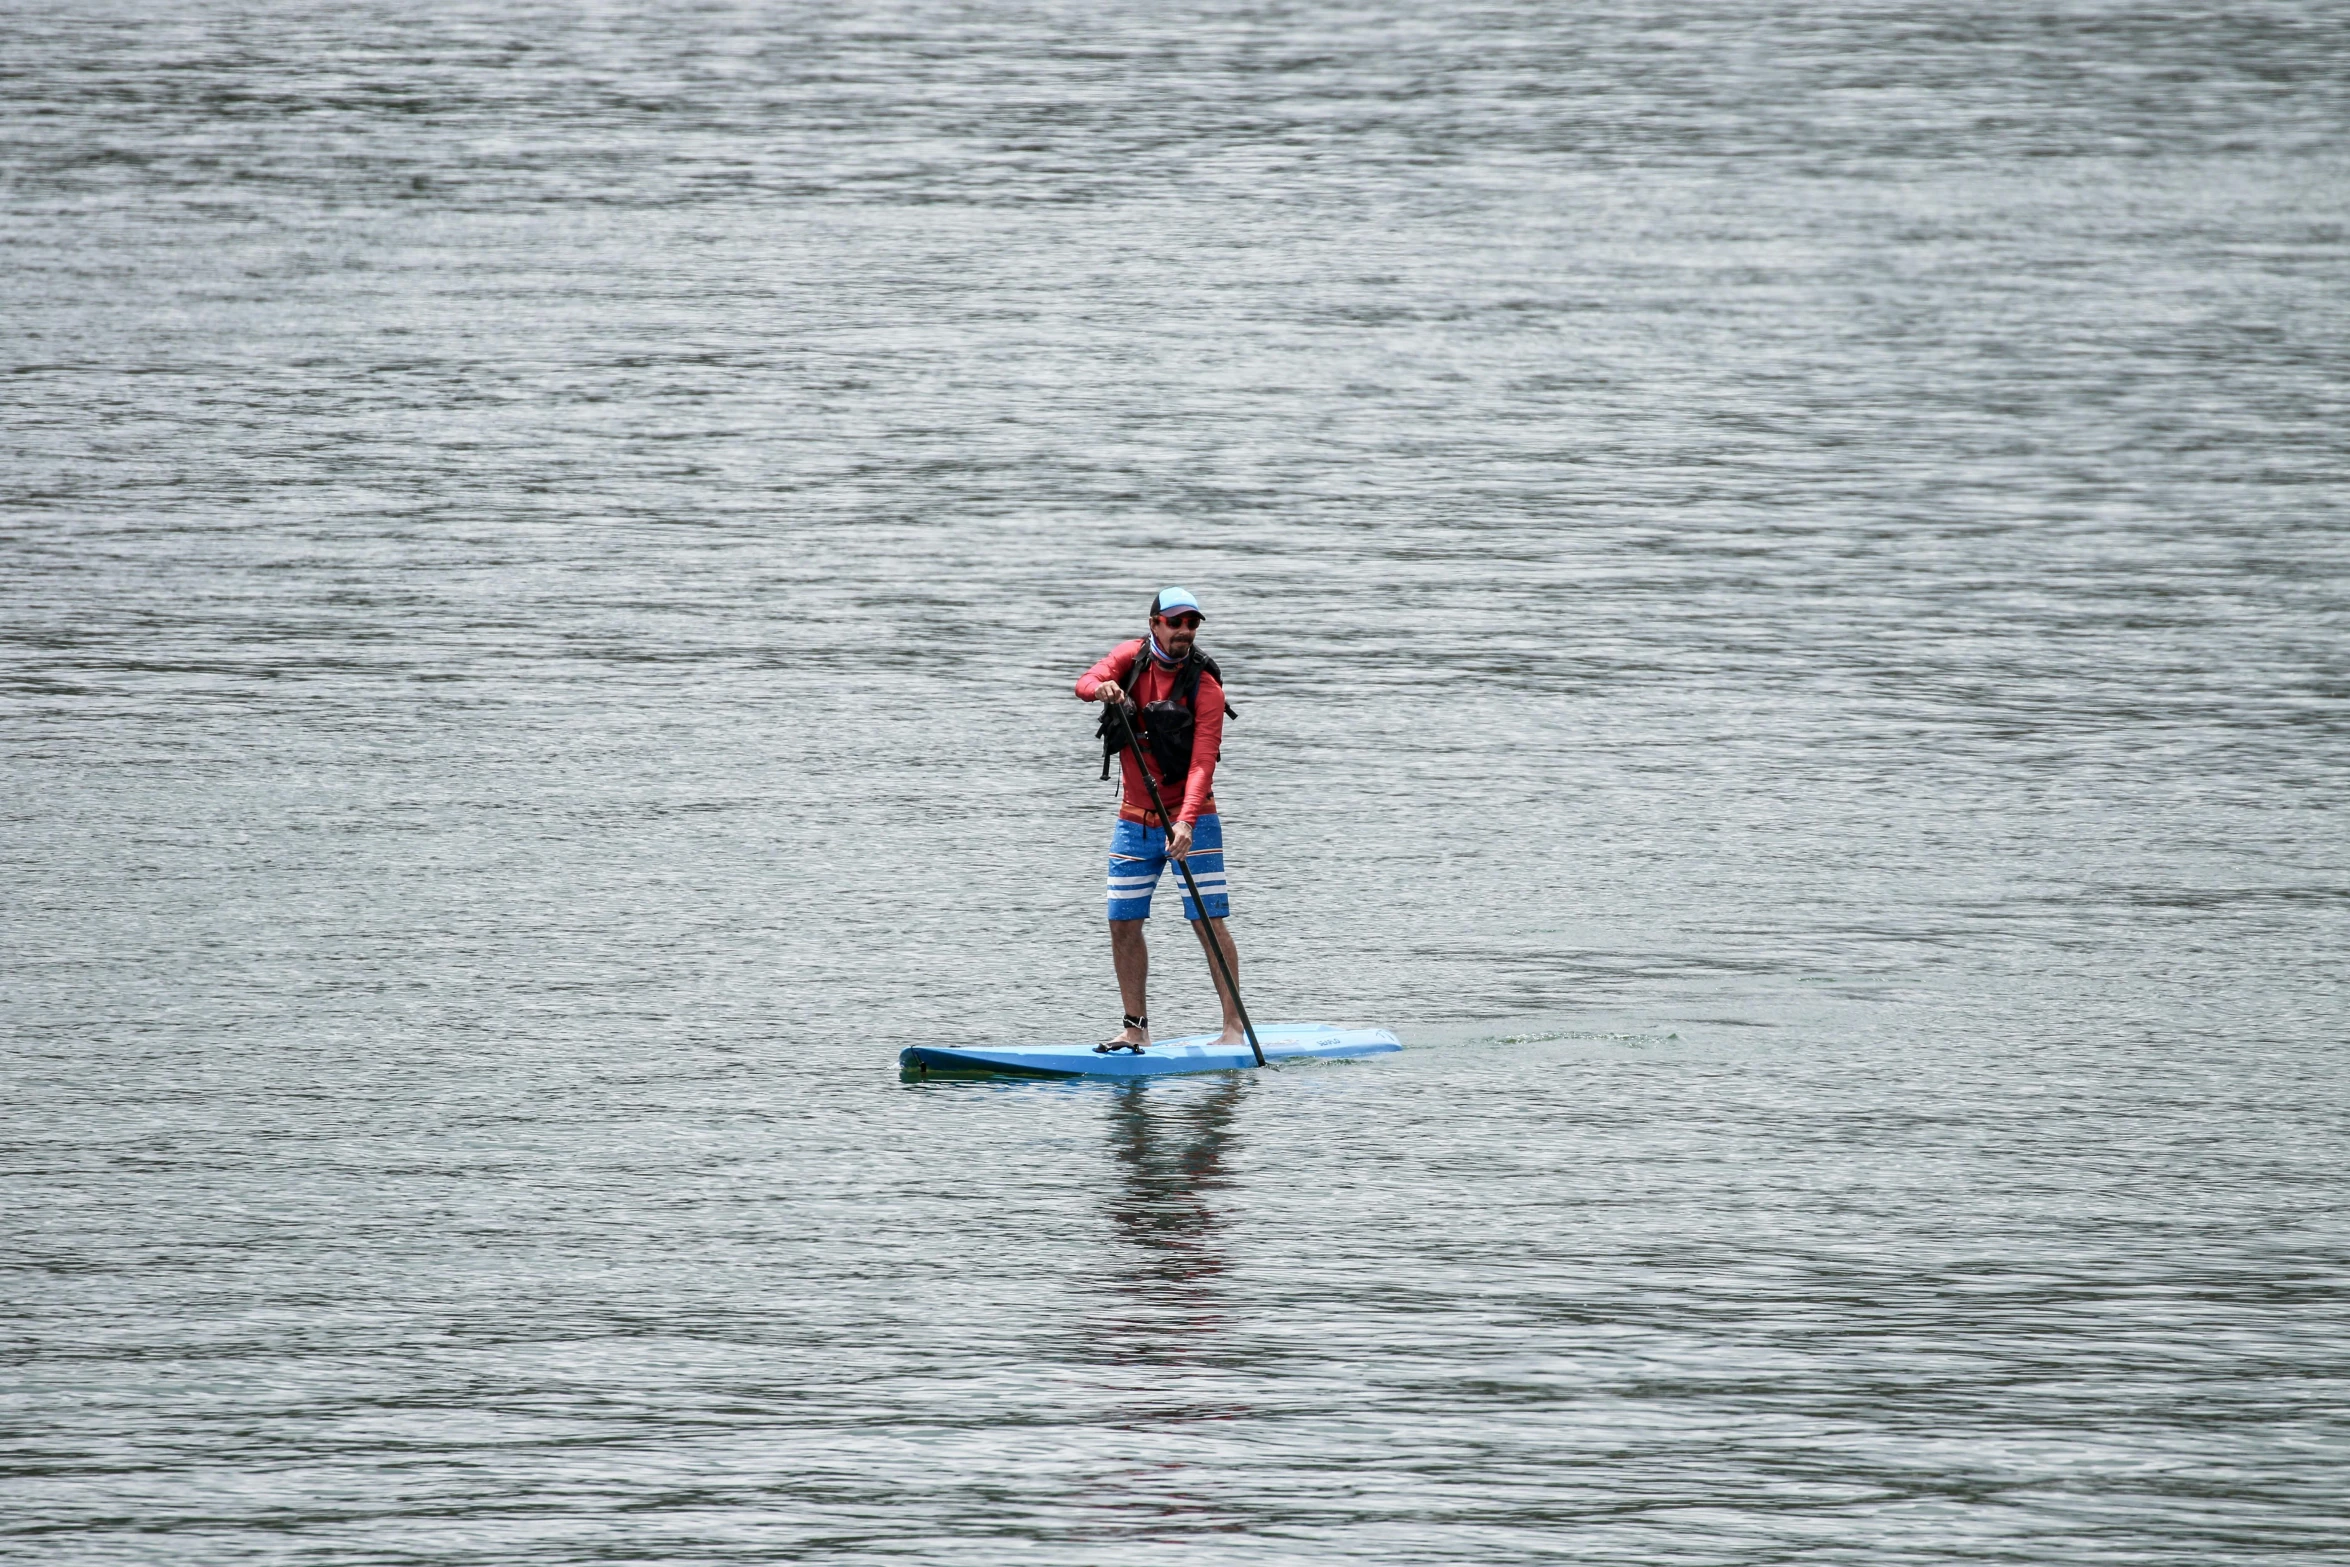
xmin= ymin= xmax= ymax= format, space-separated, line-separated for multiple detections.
xmin=1213 ymin=1028 xmax=1246 ymax=1047
xmin=1110 ymin=1023 xmax=1151 ymax=1049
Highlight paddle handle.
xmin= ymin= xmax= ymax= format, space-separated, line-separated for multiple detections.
xmin=1108 ymin=699 xmax=1267 ymax=1068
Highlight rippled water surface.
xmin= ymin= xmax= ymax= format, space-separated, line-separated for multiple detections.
xmin=5 ymin=1 xmax=2348 ymax=1561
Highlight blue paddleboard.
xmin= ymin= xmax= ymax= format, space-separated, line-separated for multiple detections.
xmin=900 ymin=1023 xmax=1400 ymax=1080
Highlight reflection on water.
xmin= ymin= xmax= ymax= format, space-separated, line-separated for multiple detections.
xmin=1073 ymin=1075 xmax=1254 ymax=1543
xmin=1097 ymin=1078 xmax=1246 ymax=1332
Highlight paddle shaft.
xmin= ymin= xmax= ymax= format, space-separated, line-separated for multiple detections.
xmin=1107 ymin=696 xmax=1267 ymax=1068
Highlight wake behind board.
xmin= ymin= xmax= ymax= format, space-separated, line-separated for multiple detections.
xmin=901 ymin=1023 xmax=1400 ymax=1080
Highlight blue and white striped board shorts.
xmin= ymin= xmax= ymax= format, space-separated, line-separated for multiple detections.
xmin=1106 ymin=814 xmax=1229 ymax=922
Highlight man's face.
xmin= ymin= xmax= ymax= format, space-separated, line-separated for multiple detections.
xmin=1152 ymin=610 xmax=1201 ymax=658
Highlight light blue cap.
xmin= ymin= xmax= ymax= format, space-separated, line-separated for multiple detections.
xmin=1152 ymin=586 xmax=1204 ymax=619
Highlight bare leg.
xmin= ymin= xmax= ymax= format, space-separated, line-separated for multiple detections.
xmin=1109 ymin=918 xmax=1150 ymax=1046
xmin=1190 ymin=914 xmax=1244 ymax=1044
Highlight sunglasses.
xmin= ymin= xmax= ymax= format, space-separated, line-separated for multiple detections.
xmin=1155 ymin=613 xmax=1202 ymax=629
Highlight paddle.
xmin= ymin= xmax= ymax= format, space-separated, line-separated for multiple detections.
xmin=1106 ymin=696 xmax=1268 ymax=1068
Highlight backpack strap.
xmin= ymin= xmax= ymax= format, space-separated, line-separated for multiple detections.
xmin=1096 ymin=640 xmax=1149 ymax=780
xmin=1189 ymin=649 xmax=1235 ymax=717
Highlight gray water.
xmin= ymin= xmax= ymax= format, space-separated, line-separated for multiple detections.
xmin=5 ymin=1 xmax=2348 ymax=1561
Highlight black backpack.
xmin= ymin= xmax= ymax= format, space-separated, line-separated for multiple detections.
xmin=1095 ymin=644 xmax=1236 ymax=787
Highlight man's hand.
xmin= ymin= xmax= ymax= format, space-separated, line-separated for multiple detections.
xmin=1095 ymin=680 xmax=1123 ymax=705
xmin=1166 ymin=820 xmax=1194 ymax=861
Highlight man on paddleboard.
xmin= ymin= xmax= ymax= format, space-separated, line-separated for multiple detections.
xmin=1075 ymin=588 xmax=1242 ymax=1054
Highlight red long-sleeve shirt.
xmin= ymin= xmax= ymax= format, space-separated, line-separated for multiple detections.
xmin=1075 ymin=638 xmax=1225 ymax=825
